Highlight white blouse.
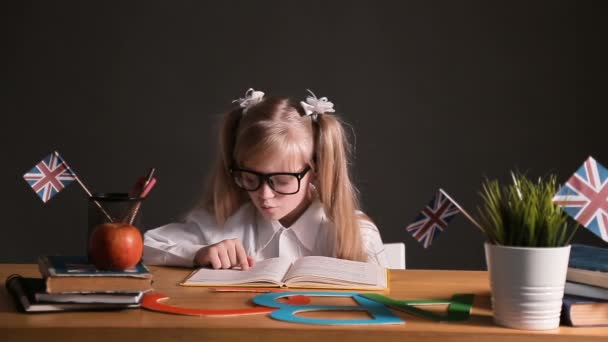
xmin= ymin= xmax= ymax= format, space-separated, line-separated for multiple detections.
xmin=143 ymin=200 xmax=389 ymax=268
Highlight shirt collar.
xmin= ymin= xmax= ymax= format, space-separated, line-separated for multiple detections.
xmin=255 ymin=200 xmax=326 ymax=252
xmin=289 ymin=200 xmax=325 ymax=251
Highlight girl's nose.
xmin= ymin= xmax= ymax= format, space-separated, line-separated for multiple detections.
xmin=258 ymin=182 xmax=275 ymax=199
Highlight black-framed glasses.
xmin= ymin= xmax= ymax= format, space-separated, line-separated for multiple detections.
xmin=230 ymin=166 xmax=311 ymax=195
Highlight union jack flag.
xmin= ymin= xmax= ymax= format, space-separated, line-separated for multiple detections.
xmin=405 ymin=190 xmax=461 ymax=248
xmin=23 ymin=151 xmax=76 ymax=203
xmin=553 ymin=156 xmax=608 ymax=242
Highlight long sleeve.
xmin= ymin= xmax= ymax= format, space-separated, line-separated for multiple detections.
xmin=143 ymin=204 xmax=259 ymax=267
xmin=143 ymin=209 xmax=217 ymax=267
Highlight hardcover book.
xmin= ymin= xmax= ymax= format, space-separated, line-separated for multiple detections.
xmin=565 ymin=281 xmax=608 ymax=301
xmin=181 ymin=255 xmax=388 ymax=290
xmin=5 ymin=275 xmax=140 ymax=312
xmin=35 ymin=290 xmax=145 ymax=304
xmin=38 ymin=255 xmax=153 ymax=293
xmin=567 ymin=244 xmax=608 ymax=289
xmin=561 ymin=294 xmax=608 ymax=327
xmin=569 ymin=244 xmax=608 ymax=272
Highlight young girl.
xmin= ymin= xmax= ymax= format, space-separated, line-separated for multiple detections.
xmin=143 ymin=88 xmax=388 ymax=269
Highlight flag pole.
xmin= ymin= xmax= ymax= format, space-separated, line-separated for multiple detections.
xmin=439 ymin=188 xmax=485 ymax=233
xmin=53 ymin=151 xmax=114 ymax=223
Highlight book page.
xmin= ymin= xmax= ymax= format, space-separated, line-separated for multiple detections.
xmin=183 ymin=257 xmax=293 ymax=286
xmin=283 ymin=256 xmax=386 ymax=288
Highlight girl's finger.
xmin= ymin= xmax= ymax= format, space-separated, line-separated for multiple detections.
xmin=217 ymin=245 xmax=231 ymax=269
xmin=208 ymin=251 xmax=222 ymax=269
xmin=247 ymin=256 xmax=255 ymax=268
xmin=234 ymin=243 xmax=250 ymax=270
xmin=227 ymin=244 xmax=238 ymax=266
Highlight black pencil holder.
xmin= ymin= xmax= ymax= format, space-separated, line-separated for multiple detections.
xmin=88 ymin=193 xmax=144 ymax=235
xmin=87 ymin=193 xmax=145 ymax=270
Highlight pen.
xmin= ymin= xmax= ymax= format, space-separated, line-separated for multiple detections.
xmin=125 ymin=168 xmax=157 ymax=225
xmin=140 ymin=168 xmax=156 ymax=198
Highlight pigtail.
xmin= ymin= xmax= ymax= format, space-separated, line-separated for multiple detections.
xmin=201 ymin=107 xmax=248 ymax=225
xmin=314 ymin=114 xmax=367 ymax=261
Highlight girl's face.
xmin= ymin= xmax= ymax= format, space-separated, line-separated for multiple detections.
xmin=240 ymin=156 xmax=313 ymax=227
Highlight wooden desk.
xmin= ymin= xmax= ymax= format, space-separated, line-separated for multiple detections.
xmin=1 ymin=264 xmax=606 ymax=341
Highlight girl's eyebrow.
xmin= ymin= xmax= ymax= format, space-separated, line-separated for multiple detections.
xmin=239 ymin=165 xmax=308 ymax=174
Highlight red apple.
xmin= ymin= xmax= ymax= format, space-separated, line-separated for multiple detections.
xmin=88 ymin=223 xmax=143 ymax=271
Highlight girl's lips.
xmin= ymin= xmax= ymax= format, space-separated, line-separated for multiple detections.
xmin=260 ymin=205 xmax=278 ymax=213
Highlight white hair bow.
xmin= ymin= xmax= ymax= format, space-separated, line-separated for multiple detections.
xmin=300 ymin=89 xmax=335 ymax=120
xmin=233 ymin=88 xmax=265 ymax=113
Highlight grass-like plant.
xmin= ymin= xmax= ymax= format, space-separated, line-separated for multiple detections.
xmin=476 ymin=172 xmax=578 ymax=247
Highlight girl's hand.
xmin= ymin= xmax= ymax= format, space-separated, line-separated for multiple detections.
xmin=194 ymin=238 xmax=254 ymax=270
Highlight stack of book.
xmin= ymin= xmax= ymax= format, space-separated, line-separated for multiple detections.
xmin=6 ymin=255 xmax=153 ymax=312
xmin=561 ymin=244 xmax=608 ymax=327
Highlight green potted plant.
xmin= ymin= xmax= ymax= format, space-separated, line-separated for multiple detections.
xmin=476 ymin=172 xmax=579 ymax=330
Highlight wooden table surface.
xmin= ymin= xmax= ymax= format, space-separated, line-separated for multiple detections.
xmin=1 ymin=264 xmax=606 ymax=341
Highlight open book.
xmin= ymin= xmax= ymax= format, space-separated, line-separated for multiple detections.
xmin=181 ymin=256 xmax=388 ymax=290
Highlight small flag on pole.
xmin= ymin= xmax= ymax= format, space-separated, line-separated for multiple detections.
xmin=23 ymin=151 xmax=76 ymax=203
xmin=405 ymin=189 xmax=461 ymax=248
xmin=553 ymin=156 xmax=608 ymax=242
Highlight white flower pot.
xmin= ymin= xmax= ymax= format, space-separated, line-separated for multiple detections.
xmin=484 ymin=242 xmax=571 ymax=330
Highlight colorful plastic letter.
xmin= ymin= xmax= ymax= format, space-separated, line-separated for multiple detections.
xmin=252 ymin=291 xmax=403 ymax=325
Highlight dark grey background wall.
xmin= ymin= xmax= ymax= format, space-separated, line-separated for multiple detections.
xmin=3 ymin=1 xmax=606 ymax=269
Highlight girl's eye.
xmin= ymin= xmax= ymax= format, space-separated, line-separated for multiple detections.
xmin=272 ymin=175 xmax=295 ymax=186
xmin=242 ymin=173 xmax=258 ymax=184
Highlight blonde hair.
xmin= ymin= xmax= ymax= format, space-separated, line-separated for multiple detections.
xmin=201 ymin=96 xmax=366 ymax=261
